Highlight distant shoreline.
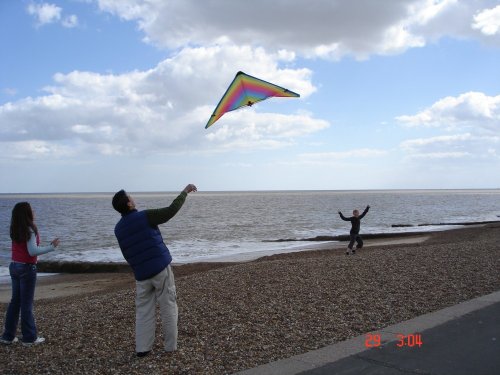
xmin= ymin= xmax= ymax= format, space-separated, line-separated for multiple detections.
xmin=1 ymin=188 xmax=499 ymax=196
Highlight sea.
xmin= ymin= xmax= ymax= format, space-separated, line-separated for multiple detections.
xmin=0 ymin=190 xmax=499 ymax=281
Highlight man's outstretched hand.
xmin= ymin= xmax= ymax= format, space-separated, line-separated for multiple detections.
xmin=183 ymin=184 xmax=198 ymax=194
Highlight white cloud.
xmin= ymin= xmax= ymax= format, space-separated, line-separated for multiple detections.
xmin=62 ymin=14 xmax=79 ymax=28
xmin=96 ymin=0 xmax=499 ymax=60
xmin=398 ymin=93 xmax=500 ymax=161
xmin=0 ymin=140 xmax=76 ymax=161
xmin=407 ymin=0 xmax=500 ymax=44
xmin=27 ymin=2 xmax=78 ymax=28
xmin=94 ymin=0 xmax=427 ymax=58
xmin=401 ymin=133 xmax=474 ymax=147
xmin=0 ymin=45 xmax=325 ymax=158
xmin=205 ymin=111 xmax=329 ymax=151
xmin=472 ymin=5 xmax=500 ymax=35
xmin=27 ymin=3 xmax=62 ymax=26
xmin=411 ymin=0 xmax=458 ymax=24
xmin=396 ymin=92 xmax=500 ymax=132
xmin=400 ymin=133 xmax=500 ymax=160
xmin=99 ymin=0 xmax=426 ymax=58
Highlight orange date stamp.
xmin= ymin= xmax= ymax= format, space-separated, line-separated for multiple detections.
xmin=365 ymin=333 xmax=423 ymax=348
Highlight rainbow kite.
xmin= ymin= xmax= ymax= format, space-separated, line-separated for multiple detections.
xmin=205 ymin=71 xmax=300 ymax=129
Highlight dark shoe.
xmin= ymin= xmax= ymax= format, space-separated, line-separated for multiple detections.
xmin=137 ymin=351 xmax=151 ymax=358
xmin=352 ymin=249 xmax=356 ymax=255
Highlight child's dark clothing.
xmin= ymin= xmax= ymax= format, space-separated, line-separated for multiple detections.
xmin=339 ymin=206 xmax=370 ymax=250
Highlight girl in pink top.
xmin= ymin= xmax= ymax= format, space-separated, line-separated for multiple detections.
xmin=0 ymin=202 xmax=60 ymax=346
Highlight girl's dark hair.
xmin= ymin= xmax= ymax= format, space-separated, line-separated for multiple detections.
xmin=10 ymin=202 xmax=38 ymax=243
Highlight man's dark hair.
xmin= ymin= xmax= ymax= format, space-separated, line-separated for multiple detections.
xmin=112 ymin=190 xmax=130 ymax=214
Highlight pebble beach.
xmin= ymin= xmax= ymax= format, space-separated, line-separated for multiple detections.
xmin=1 ymin=224 xmax=499 ymax=375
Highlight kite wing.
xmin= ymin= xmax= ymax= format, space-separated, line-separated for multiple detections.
xmin=205 ymin=71 xmax=300 ymax=129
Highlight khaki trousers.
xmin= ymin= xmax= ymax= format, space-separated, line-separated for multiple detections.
xmin=135 ymin=265 xmax=178 ymax=352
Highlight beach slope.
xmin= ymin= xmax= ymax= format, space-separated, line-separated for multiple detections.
xmin=0 ymin=224 xmax=499 ymax=374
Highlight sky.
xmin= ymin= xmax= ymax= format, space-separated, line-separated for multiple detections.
xmin=1 ymin=0 xmax=499 ymax=193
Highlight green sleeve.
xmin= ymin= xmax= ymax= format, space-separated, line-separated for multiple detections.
xmin=146 ymin=191 xmax=187 ymax=226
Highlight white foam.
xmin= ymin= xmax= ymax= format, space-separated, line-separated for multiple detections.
xmin=170 ymin=239 xmax=338 ymax=263
xmin=45 ymin=247 xmax=125 ymax=263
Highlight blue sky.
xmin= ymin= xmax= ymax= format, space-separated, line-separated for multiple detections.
xmin=1 ymin=0 xmax=499 ymax=193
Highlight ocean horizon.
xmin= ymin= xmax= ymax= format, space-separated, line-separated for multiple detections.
xmin=1 ymin=187 xmax=499 ymax=195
